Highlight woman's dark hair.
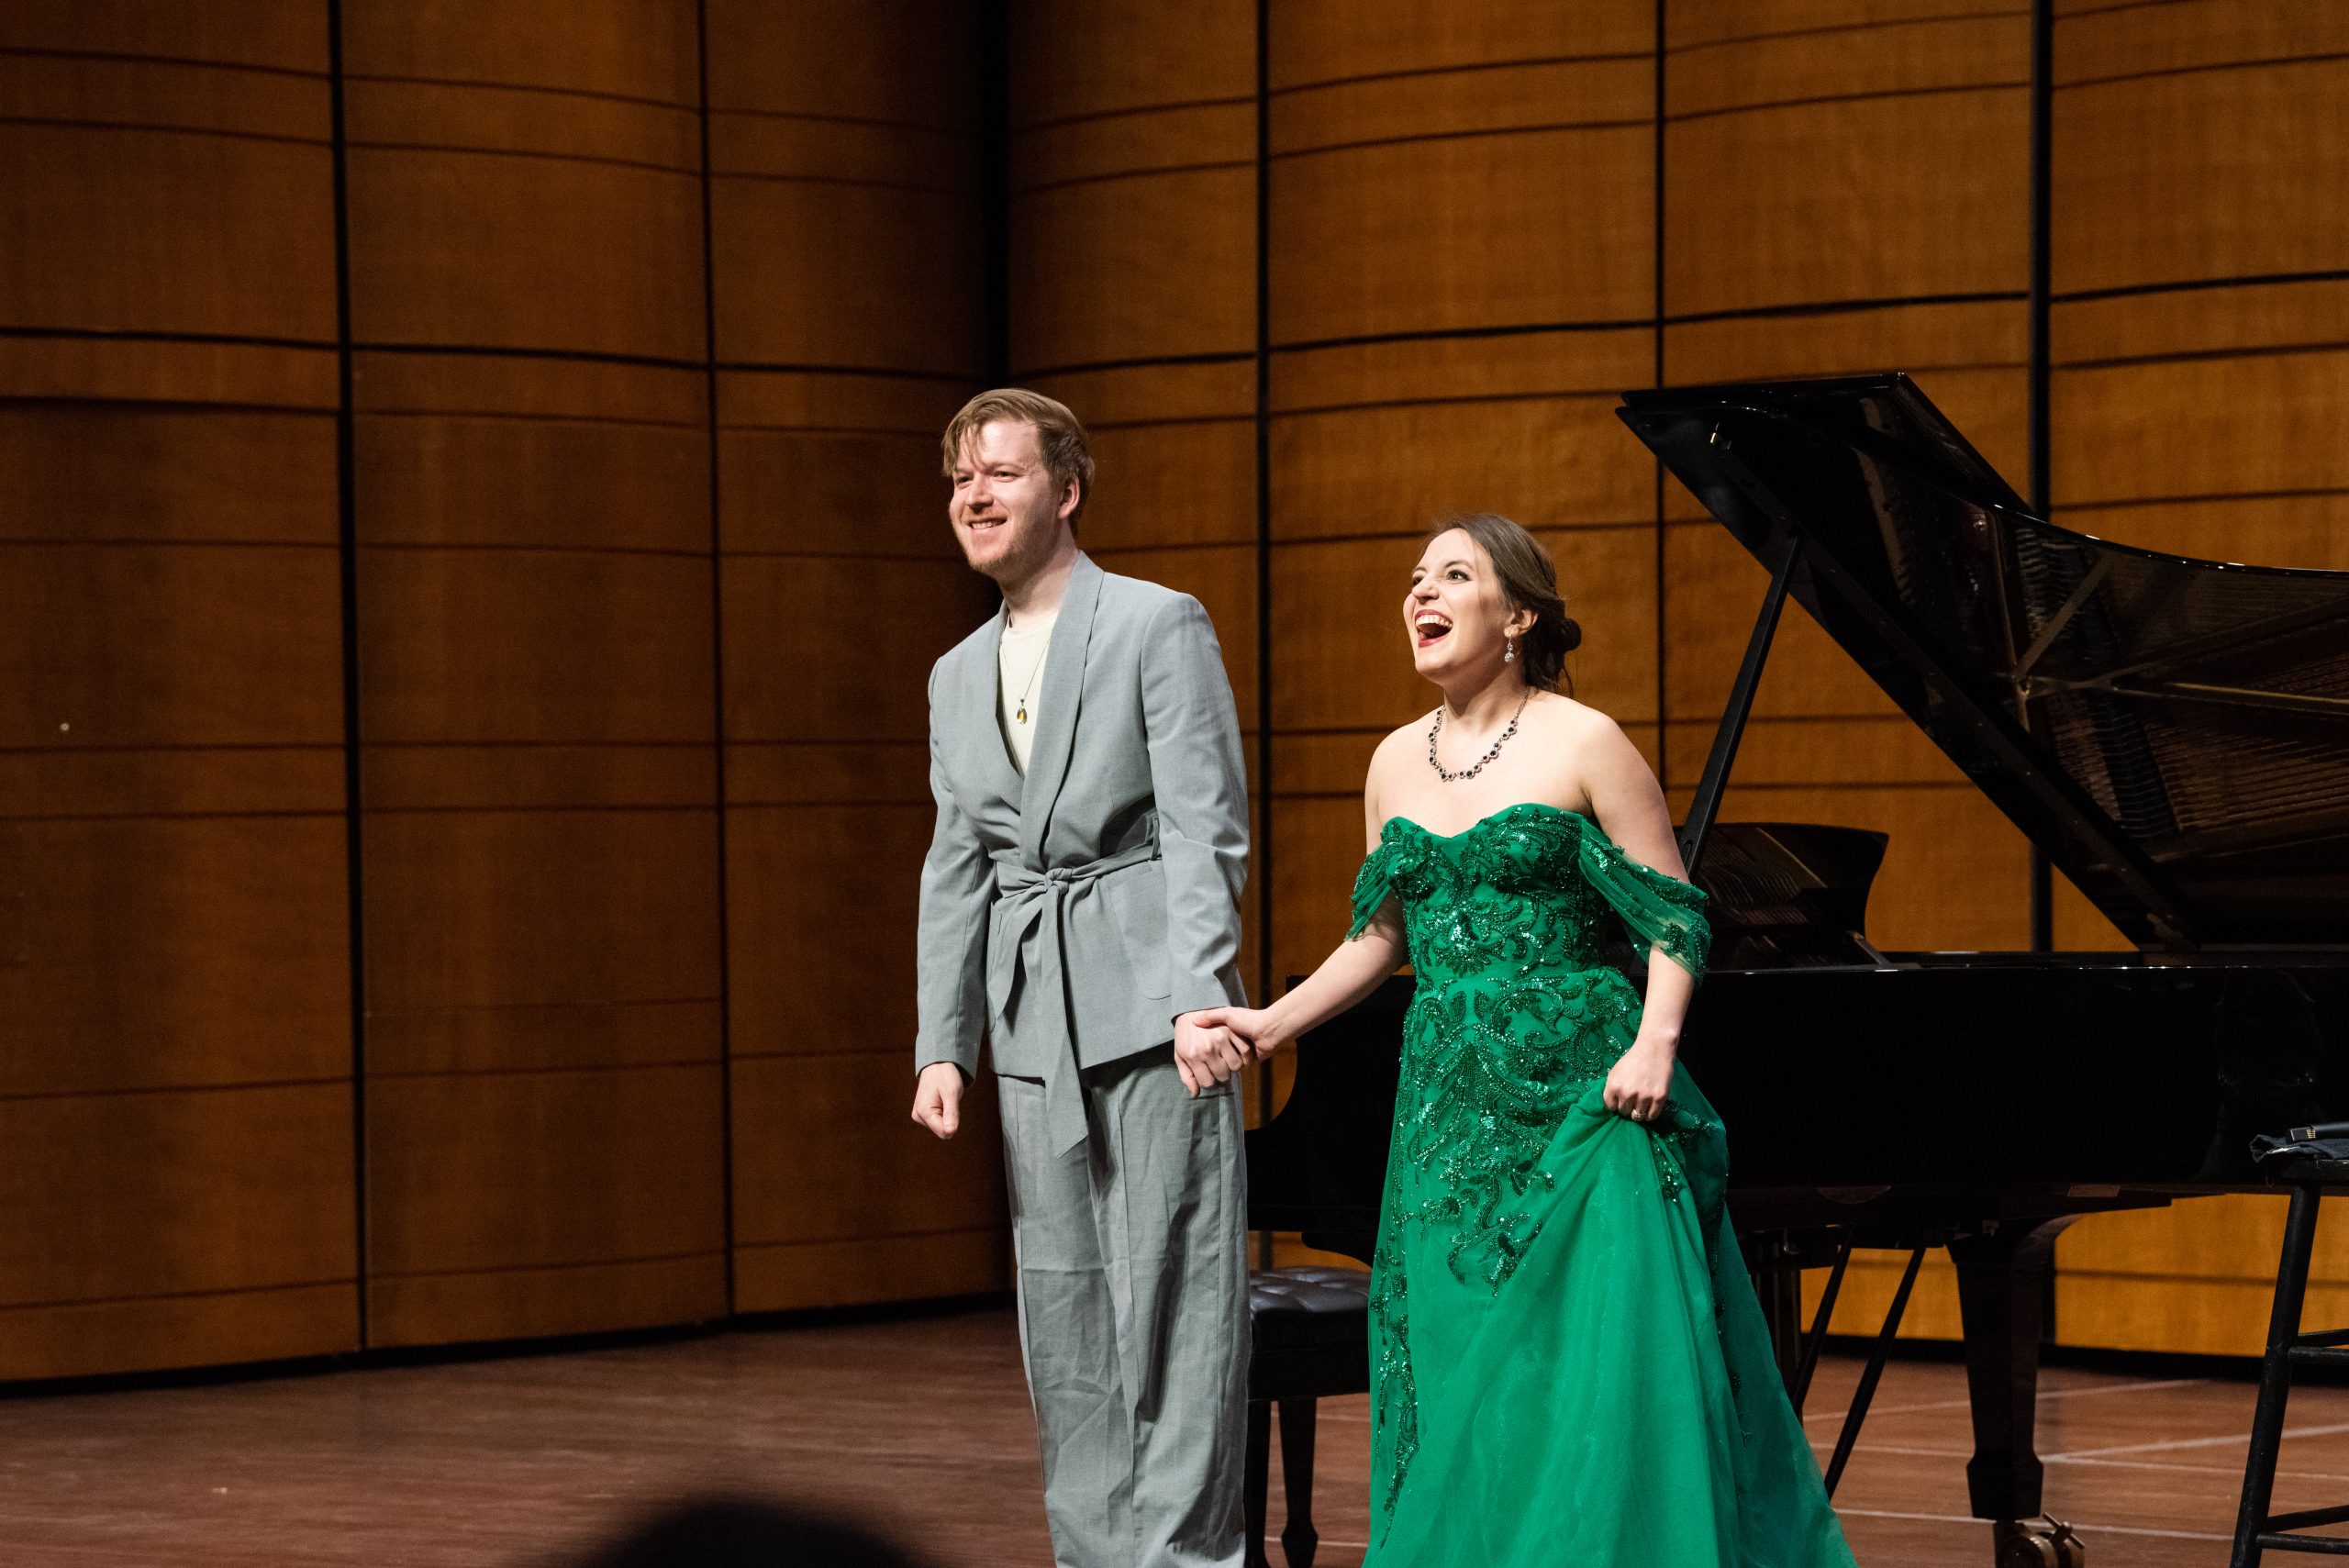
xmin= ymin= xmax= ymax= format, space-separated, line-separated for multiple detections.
xmin=1428 ymin=512 xmax=1581 ymax=695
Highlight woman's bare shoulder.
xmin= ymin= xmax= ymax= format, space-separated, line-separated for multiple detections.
xmin=1523 ymin=694 xmax=1652 ymax=804
xmin=1375 ymin=713 xmax=1435 ymax=760
xmin=1524 ymin=690 xmax=1628 ymax=744
xmin=1364 ymin=715 xmax=1433 ymax=791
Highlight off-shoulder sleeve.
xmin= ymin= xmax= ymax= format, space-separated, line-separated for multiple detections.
xmin=1578 ymin=828 xmax=1710 ymax=979
xmin=1347 ymin=840 xmax=1401 ymax=940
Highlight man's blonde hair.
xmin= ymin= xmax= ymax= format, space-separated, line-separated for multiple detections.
xmin=941 ymin=387 xmax=1095 ymax=528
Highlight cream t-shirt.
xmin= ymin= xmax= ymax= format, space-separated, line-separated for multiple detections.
xmin=997 ymin=611 xmax=1057 ymax=774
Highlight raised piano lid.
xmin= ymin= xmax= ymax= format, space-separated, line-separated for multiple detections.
xmin=1619 ymin=372 xmax=2349 ymax=954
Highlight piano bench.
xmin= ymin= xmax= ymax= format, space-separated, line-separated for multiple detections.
xmin=2234 ymin=1161 xmax=2349 ymax=1567
xmin=1246 ymin=1265 xmax=1370 ymax=1568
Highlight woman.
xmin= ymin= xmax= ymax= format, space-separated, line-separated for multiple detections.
xmin=1193 ymin=515 xmax=1855 ymax=1566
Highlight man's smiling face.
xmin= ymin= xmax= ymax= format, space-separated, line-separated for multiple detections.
xmin=948 ymin=418 xmax=1075 ymax=586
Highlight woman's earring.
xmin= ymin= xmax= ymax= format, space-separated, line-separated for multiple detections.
xmin=1505 ymin=638 xmax=1517 ymax=663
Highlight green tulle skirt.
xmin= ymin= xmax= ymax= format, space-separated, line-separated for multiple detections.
xmin=1362 ymin=1065 xmax=1858 ymax=1568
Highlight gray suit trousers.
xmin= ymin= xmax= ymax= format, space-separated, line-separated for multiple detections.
xmin=999 ymin=1045 xmax=1249 ymax=1568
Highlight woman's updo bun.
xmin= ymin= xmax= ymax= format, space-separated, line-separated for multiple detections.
xmin=1429 ymin=512 xmax=1579 ymax=695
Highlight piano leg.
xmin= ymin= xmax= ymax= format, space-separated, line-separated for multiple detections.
xmin=1949 ymin=1218 xmax=2081 ymax=1560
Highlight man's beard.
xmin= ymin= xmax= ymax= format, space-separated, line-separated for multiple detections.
xmin=971 ymin=510 xmax=1057 ymax=588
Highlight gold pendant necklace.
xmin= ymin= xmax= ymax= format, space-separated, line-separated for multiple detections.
xmin=1012 ymin=634 xmax=1046 ymax=725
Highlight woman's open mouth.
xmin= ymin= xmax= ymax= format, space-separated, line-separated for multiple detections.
xmin=1414 ymin=612 xmax=1453 ymax=649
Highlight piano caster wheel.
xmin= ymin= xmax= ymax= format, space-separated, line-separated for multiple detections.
xmin=1993 ymin=1517 xmax=2084 ymax=1568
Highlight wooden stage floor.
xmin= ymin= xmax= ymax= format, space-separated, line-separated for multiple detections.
xmin=0 ymin=1302 xmax=2339 ymax=1566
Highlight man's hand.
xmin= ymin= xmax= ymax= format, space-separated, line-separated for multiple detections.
xmin=1173 ymin=1011 xmax=1252 ymax=1096
xmin=911 ymin=1061 xmax=967 ymax=1139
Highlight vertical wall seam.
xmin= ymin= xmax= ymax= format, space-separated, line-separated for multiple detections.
xmin=982 ymin=0 xmax=1010 ymax=384
xmin=1253 ymin=0 xmax=1276 ymax=1266
xmin=696 ymin=0 xmax=738 ymax=1310
xmin=325 ymin=0 xmax=368 ymax=1348
xmin=2028 ymin=0 xmax=2055 ymax=951
xmin=1653 ymin=0 xmax=1670 ymax=794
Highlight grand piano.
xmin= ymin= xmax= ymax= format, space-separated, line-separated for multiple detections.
xmin=1252 ymin=373 xmax=2349 ymax=1565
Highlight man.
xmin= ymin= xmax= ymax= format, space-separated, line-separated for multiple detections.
xmin=911 ymin=388 xmax=1253 ymax=1568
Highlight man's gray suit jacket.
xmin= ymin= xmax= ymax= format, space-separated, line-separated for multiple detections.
xmin=915 ymin=551 xmax=1250 ymax=1155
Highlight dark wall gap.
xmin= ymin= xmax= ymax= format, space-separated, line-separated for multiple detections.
xmin=1654 ymin=0 xmax=1670 ymax=795
xmin=695 ymin=0 xmax=740 ymax=1312
xmin=324 ymin=0 xmax=369 ymax=1348
xmin=1253 ymin=0 xmax=1277 ymax=1252
xmin=980 ymin=0 xmax=1011 ymax=384
xmin=2028 ymin=0 xmax=2055 ymax=952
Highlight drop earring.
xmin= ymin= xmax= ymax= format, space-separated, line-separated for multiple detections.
xmin=1504 ymin=638 xmax=1517 ymax=663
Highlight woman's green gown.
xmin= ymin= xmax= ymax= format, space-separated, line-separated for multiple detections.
xmin=1349 ymin=803 xmax=1858 ymax=1568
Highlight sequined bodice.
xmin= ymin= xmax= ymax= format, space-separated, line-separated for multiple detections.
xmin=1375 ymin=805 xmax=1622 ymax=984
xmin=1353 ymin=802 xmax=1708 ymax=986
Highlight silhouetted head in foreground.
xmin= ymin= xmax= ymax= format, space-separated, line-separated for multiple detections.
xmin=560 ymin=1496 xmax=931 ymax=1568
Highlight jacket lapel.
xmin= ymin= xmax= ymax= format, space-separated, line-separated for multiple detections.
xmin=1018 ymin=551 xmax=1101 ymax=869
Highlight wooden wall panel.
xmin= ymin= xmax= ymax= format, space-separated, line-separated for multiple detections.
xmin=366 ymin=1065 xmax=726 ymax=1345
xmin=2048 ymin=0 xmax=2349 ymax=296
xmin=341 ymin=2 xmax=706 ymax=361
xmin=723 ymin=554 xmax=984 ymax=743
xmin=1012 ymin=168 xmax=1254 ymax=374
xmin=707 ymin=1 xmax=981 ymax=375
xmin=0 ymin=46 xmax=336 ymax=340
xmin=0 ymin=1085 xmax=356 ymax=1381
xmin=1663 ymin=3 xmax=2032 ymax=1343
xmin=342 ymin=0 xmax=699 ymax=98
xmin=1009 ymin=24 xmax=1254 ymax=375
xmin=1270 ymin=58 xmax=1652 ymax=344
xmin=1270 ymin=0 xmax=1650 ymax=83
xmin=1272 ymin=332 xmax=1658 ymax=539
xmin=343 ymin=8 xmax=727 ymax=1347
xmin=720 ymin=794 xmax=930 ymax=1078
xmin=1011 ymin=0 xmax=1254 ymax=122
xmin=1665 ymin=4 xmax=2029 ymax=316
xmin=2046 ymin=1 xmax=2349 ymax=1357
xmin=0 ymin=6 xmax=357 ymax=1378
xmin=709 ymin=6 xmax=1002 ymax=1314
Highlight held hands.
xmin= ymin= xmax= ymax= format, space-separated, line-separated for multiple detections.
xmin=910 ymin=1061 xmax=966 ymax=1140
xmin=1174 ymin=1006 xmax=1283 ymax=1095
xmin=1602 ymin=1031 xmax=1676 ymax=1125
xmin=1173 ymin=1011 xmax=1252 ymax=1096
